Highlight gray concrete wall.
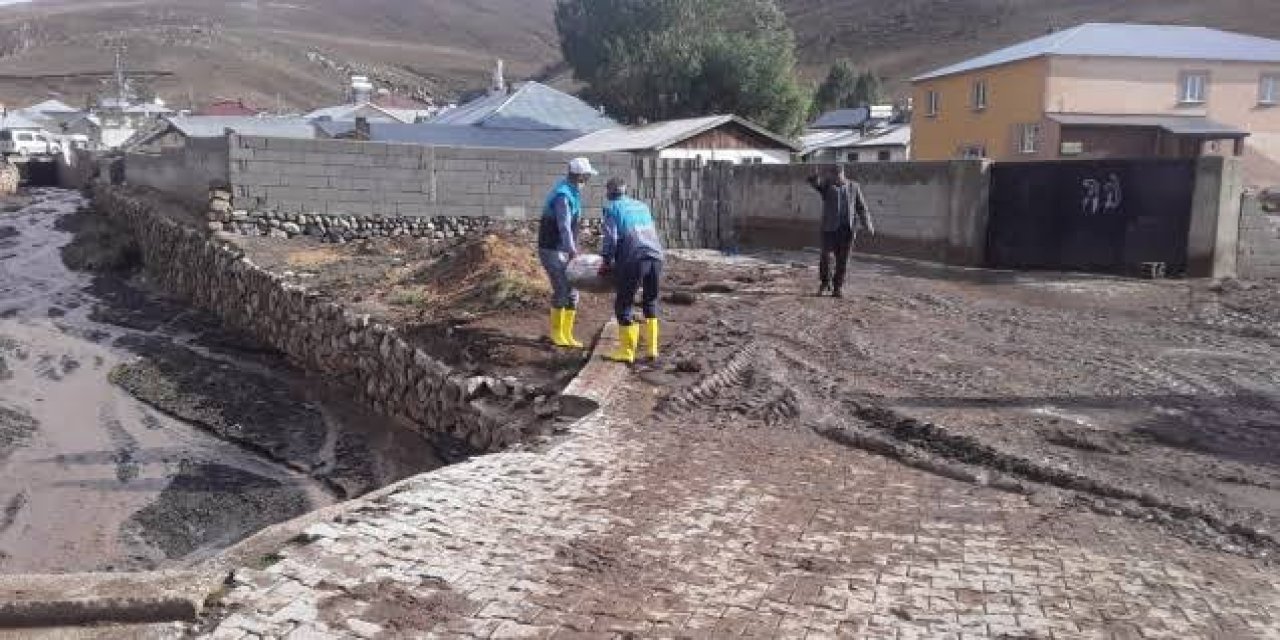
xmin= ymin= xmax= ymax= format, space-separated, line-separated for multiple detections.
xmin=125 ymin=138 xmax=230 ymax=209
xmin=718 ymin=161 xmax=991 ymax=265
xmin=1187 ymin=156 xmax=1244 ymax=278
xmin=1238 ymin=194 xmax=1280 ymax=279
xmin=227 ymin=135 xmax=634 ymax=219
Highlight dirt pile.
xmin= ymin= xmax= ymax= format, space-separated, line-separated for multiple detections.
xmin=394 ymin=231 xmax=551 ymax=317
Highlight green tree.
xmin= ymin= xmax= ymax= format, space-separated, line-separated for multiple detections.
xmin=812 ymin=60 xmax=858 ymax=116
xmin=811 ymin=62 xmax=883 ymax=117
xmin=851 ymin=71 xmax=883 ymax=108
xmin=555 ymin=0 xmax=811 ymax=134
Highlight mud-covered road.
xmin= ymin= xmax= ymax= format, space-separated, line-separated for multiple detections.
xmin=0 ymin=189 xmax=441 ymax=574
xmin=654 ymin=250 xmax=1280 ymax=561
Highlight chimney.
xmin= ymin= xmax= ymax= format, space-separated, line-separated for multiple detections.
xmin=350 ymin=75 xmax=373 ymax=104
xmin=354 ymin=116 xmax=371 ymax=141
xmin=490 ymin=59 xmax=506 ymax=96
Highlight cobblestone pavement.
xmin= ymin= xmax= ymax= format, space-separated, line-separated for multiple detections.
xmin=201 ymin=373 xmax=1280 ymax=640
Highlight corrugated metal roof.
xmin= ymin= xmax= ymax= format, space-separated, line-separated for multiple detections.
xmin=26 ymin=99 xmax=78 ymax=114
xmin=0 ymin=112 xmax=46 ymax=130
xmin=1048 ymin=113 xmax=1249 ymax=136
xmin=314 ymin=121 xmax=580 ymax=149
xmin=555 ymin=115 xmax=798 ymax=153
xmin=306 ymin=103 xmax=411 ymax=123
xmin=810 ymin=108 xmax=871 ymax=130
xmin=799 ymin=125 xmax=911 ymax=154
xmin=915 ymin=23 xmax=1280 ymax=81
xmin=168 ymin=116 xmax=318 ymax=139
xmin=430 ymin=82 xmax=616 ymax=132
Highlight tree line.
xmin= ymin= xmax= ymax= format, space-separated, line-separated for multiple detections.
xmin=554 ymin=0 xmax=883 ymax=135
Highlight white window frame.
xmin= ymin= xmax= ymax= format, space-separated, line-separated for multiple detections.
xmin=972 ymin=79 xmax=988 ymax=111
xmin=926 ymin=90 xmax=940 ymax=117
xmin=1019 ymin=123 xmax=1041 ymax=154
xmin=1261 ymin=74 xmax=1279 ymax=106
xmin=1179 ymin=71 xmax=1208 ymax=105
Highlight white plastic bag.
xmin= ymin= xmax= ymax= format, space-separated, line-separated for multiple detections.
xmin=566 ymin=254 xmax=612 ymax=293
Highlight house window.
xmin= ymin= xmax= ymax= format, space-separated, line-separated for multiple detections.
xmin=847 ymin=152 xmax=860 ymax=162
xmin=1179 ymin=71 xmax=1208 ymax=104
xmin=960 ymin=144 xmax=986 ymax=159
xmin=1261 ymin=75 xmax=1279 ymax=106
xmin=1019 ymin=123 xmax=1041 ymax=154
xmin=877 ymin=150 xmax=892 ymax=162
xmin=926 ymin=90 xmax=940 ymax=117
xmin=972 ymin=79 xmax=988 ymax=111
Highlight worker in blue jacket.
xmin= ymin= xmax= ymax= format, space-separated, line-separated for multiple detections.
xmin=599 ymin=177 xmax=664 ymax=364
xmin=539 ymin=157 xmax=597 ymax=348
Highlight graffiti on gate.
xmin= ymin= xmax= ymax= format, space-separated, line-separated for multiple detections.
xmin=1081 ymin=173 xmax=1123 ymax=216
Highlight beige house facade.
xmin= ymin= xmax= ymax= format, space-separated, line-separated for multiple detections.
xmin=912 ymin=23 xmax=1280 ymax=186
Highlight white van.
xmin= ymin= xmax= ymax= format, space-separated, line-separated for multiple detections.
xmin=0 ymin=129 xmax=55 ymax=157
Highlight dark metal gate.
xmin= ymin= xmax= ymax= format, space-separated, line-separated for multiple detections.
xmin=986 ymin=159 xmax=1196 ymax=275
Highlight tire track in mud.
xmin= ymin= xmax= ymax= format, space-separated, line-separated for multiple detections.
xmin=654 ymin=336 xmax=1280 ymax=561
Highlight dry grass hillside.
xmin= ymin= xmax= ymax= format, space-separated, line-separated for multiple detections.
xmin=0 ymin=0 xmax=1278 ymax=109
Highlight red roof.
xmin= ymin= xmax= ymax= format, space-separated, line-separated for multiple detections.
xmin=197 ymin=100 xmax=262 ymax=116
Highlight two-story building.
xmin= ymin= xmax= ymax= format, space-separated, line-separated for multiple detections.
xmin=911 ymin=23 xmax=1280 ymax=185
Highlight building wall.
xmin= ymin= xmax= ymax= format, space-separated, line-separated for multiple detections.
xmin=911 ymin=57 xmax=1049 ymax=161
xmin=1054 ymin=125 xmax=1161 ymax=160
xmin=656 ymin=148 xmax=791 ymax=165
xmin=125 ymin=137 xmax=230 ymax=209
xmin=228 ymin=135 xmax=635 ymax=218
xmin=720 ymin=160 xmax=991 ymax=265
xmin=1047 ymin=56 xmax=1280 ymax=183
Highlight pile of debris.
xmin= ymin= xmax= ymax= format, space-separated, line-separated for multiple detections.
xmin=393 ymin=230 xmax=550 ymax=315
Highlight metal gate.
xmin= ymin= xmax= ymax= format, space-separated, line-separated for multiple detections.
xmin=986 ymin=159 xmax=1196 ymax=275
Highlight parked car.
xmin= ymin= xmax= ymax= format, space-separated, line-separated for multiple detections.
xmin=0 ymin=129 xmax=56 ymax=157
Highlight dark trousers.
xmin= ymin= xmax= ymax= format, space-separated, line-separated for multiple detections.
xmin=819 ymin=227 xmax=855 ymax=290
xmin=615 ymin=258 xmax=662 ymax=325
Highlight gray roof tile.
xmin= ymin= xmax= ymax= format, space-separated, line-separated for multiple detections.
xmin=430 ymin=82 xmax=615 ymax=132
xmin=915 ymin=23 xmax=1280 ymax=81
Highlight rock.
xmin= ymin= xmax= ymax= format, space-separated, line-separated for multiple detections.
xmin=664 ymin=291 xmax=698 ymax=306
xmin=281 ymin=222 xmax=302 ymax=235
xmin=230 ymin=210 xmax=250 ymax=221
xmin=206 ymin=221 xmax=223 ymax=232
xmin=463 ymin=376 xmax=491 ymax=400
xmin=209 ymin=199 xmax=232 ymax=214
xmin=533 ymin=396 xmax=559 ymax=418
xmin=268 ymin=229 xmax=289 ymax=239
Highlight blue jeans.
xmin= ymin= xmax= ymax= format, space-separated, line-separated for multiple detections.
xmin=614 ymin=258 xmax=662 ymax=325
xmin=539 ymin=249 xmax=579 ymax=309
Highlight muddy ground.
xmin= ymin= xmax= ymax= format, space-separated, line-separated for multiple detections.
xmin=646 ymin=250 xmax=1280 ymax=561
xmin=0 ymin=189 xmax=444 ymax=574
xmin=219 ymin=209 xmax=1280 ymax=563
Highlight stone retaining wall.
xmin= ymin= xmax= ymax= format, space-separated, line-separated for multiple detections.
xmin=94 ymin=186 xmax=545 ymax=453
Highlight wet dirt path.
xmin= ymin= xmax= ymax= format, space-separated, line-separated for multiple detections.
xmin=0 ymin=189 xmax=437 ymax=574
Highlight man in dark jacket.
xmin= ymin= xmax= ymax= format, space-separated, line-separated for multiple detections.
xmin=807 ymin=165 xmax=875 ymax=298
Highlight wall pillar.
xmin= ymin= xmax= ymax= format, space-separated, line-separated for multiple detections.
xmin=1186 ymin=156 xmax=1243 ymax=278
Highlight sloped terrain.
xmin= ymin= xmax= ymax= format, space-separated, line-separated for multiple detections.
xmin=0 ymin=0 xmax=1278 ymax=108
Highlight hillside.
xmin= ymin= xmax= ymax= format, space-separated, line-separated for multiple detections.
xmin=0 ymin=0 xmax=1278 ymax=111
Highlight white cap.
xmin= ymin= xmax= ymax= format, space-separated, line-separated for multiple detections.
xmin=568 ymin=157 xmax=598 ymax=176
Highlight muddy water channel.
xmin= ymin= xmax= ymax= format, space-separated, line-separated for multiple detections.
xmin=0 ymin=189 xmax=441 ymax=574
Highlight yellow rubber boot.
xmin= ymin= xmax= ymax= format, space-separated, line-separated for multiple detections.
xmin=563 ymin=308 xmax=584 ymax=349
xmin=644 ymin=317 xmax=660 ymax=361
xmin=605 ymin=323 xmax=640 ymax=364
xmin=549 ymin=308 xmax=568 ymax=347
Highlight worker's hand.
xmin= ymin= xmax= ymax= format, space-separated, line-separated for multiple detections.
xmin=599 ymin=261 xmax=613 ymax=277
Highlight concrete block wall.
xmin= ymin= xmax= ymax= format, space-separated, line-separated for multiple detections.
xmin=716 ymin=161 xmax=991 ymax=265
xmin=228 ymin=135 xmax=634 ymax=219
xmin=1238 ymin=194 xmax=1280 ymax=279
xmin=125 ymin=137 xmax=230 ymax=210
xmin=1188 ymin=156 xmax=1244 ymax=278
